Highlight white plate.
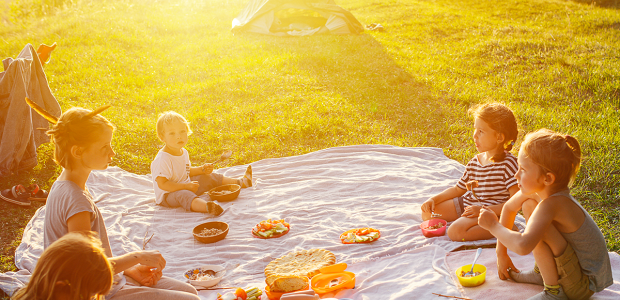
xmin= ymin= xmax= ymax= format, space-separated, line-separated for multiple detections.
xmin=182 ymin=265 xmax=225 ymax=288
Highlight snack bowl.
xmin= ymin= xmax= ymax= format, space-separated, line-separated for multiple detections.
xmin=208 ymin=184 xmax=241 ymax=201
xmin=420 ymin=218 xmax=447 ymax=238
xmin=455 ymin=264 xmax=487 ymax=287
xmin=193 ymin=221 xmax=229 ymax=243
xmin=183 ymin=265 xmax=224 ymax=288
xmin=264 ymin=284 xmax=310 ymax=300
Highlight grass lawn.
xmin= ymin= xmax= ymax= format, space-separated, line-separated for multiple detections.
xmin=1 ymin=0 xmax=619 ymax=293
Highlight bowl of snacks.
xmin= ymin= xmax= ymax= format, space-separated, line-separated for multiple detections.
xmin=208 ymin=184 xmax=241 ymax=201
xmin=420 ymin=219 xmax=447 ymax=238
xmin=193 ymin=221 xmax=229 ymax=243
xmin=252 ymin=219 xmax=290 ymax=239
xmin=455 ymin=264 xmax=487 ymax=287
xmin=184 ymin=265 xmax=224 ymax=288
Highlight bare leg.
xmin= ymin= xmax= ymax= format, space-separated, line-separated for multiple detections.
xmin=447 ymin=216 xmax=494 ymax=241
xmin=421 ymin=200 xmax=459 ymax=222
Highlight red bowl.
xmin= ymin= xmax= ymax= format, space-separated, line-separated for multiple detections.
xmin=420 ymin=219 xmax=447 ymax=238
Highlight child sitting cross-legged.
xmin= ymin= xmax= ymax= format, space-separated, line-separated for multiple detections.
xmin=151 ymin=111 xmax=252 ymax=214
xmin=421 ymin=103 xmax=520 ymax=241
xmin=478 ymin=129 xmax=612 ymax=300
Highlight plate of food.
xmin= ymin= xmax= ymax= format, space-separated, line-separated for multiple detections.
xmin=339 ymin=228 xmax=380 ymax=244
xmin=252 ymin=219 xmax=290 ymax=239
xmin=183 ymin=265 xmax=224 ymax=288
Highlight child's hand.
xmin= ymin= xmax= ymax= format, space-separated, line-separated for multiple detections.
xmin=462 ymin=205 xmax=482 ymax=218
xmin=125 ymin=264 xmax=160 ymax=287
xmin=497 ymin=252 xmax=519 ymax=280
xmin=478 ymin=206 xmax=498 ymax=230
xmin=201 ymin=163 xmax=214 ymax=175
xmin=139 ymin=250 xmax=167 ymax=271
xmin=186 ymin=181 xmax=200 ymax=194
xmin=421 ymin=199 xmax=435 ymax=213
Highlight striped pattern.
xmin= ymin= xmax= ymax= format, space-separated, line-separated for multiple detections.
xmin=456 ymin=153 xmax=518 ymax=207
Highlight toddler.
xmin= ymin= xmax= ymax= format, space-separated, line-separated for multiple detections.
xmin=151 ymin=111 xmax=252 ymax=214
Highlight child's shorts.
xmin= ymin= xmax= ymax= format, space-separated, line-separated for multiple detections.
xmin=160 ymin=173 xmax=224 ymax=211
xmin=556 ymin=243 xmax=594 ymax=300
xmin=452 ymin=196 xmax=466 ymax=216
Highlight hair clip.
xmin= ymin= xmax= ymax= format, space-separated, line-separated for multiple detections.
xmin=510 ymin=141 xmax=515 ymax=146
xmin=25 ymin=97 xmax=59 ymax=125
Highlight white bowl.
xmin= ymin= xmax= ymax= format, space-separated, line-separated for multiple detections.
xmin=183 ymin=265 xmax=225 ymax=288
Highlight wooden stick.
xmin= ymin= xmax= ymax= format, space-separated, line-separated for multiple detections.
xmin=142 ymin=232 xmax=154 ymax=250
xmin=432 ymin=293 xmax=473 ymax=300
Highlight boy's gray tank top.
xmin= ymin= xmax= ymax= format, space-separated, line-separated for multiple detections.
xmin=553 ymin=189 xmax=612 ymax=292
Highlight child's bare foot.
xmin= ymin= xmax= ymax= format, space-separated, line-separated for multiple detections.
xmin=207 ymin=201 xmax=223 ymax=216
xmin=238 ymin=165 xmax=252 ymax=188
xmin=509 ymin=264 xmax=544 ymax=286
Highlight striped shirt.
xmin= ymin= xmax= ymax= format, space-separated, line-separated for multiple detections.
xmin=456 ymin=152 xmax=518 ymax=207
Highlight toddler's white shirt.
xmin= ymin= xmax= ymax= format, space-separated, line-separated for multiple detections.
xmin=150 ymin=148 xmax=191 ymax=204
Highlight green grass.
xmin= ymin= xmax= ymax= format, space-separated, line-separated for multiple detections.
xmin=0 ymin=0 xmax=619 ymax=290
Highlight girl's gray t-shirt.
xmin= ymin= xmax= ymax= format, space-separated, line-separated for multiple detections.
xmin=43 ymin=180 xmax=125 ymax=297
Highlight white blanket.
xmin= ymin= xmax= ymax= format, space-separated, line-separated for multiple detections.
xmin=1 ymin=145 xmax=528 ymax=299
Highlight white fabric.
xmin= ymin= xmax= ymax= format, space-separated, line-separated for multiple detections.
xmin=150 ymin=148 xmax=191 ymax=204
xmin=2 ymin=145 xmax=530 ymax=299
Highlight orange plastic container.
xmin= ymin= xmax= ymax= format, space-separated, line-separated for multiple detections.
xmin=265 ymin=284 xmax=310 ymax=300
xmin=310 ymin=263 xmax=355 ymax=295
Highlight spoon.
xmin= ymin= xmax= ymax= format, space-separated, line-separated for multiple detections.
xmin=212 ymin=150 xmax=232 ymax=165
xmin=464 ymin=248 xmax=483 ymax=277
xmin=204 ymin=263 xmax=240 ymax=277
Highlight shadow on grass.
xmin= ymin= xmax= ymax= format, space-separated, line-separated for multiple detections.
xmin=234 ymin=32 xmax=472 ymax=159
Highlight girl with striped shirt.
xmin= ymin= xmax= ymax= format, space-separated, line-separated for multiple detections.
xmin=421 ymin=103 xmax=520 ymax=241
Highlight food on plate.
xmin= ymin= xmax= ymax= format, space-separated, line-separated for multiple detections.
xmin=197 ymin=228 xmax=224 ymax=237
xmin=218 ymin=286 xmax=262 ymax=300
xmin=252 ymin=219 xmax=290 ymax=238
xmin=459 ymin=271 xmax=482 ymax=277
xmin=340 ymin=227 xmax=380 ymax=243
xmin=424 ymin=223 xmax=445 ymax=230
xmin=185 ymin=268 xmax=219 ymax=281
xmin=265 ymin=275 xmax=309 ymax=293
xmin=265 ymin=249 xmax=336 ymax=280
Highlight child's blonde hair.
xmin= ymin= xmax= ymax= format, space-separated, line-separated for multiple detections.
xmin=520 ymin=128 xmax=582 ymax=188
xmin=469 ymin=103 xmax=519 ymax=162
xmin=12 ymin=232 xmax=114 ymax=300
xmin=46 ymin=107 xmax=115 ymax=170
xmin=156 ymin=111 xmax=192 ymax=141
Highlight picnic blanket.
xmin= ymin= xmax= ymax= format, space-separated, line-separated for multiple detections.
xmin=2 ymin=145 xmax=534 ymax=299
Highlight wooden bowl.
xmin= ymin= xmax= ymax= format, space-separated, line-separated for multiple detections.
xmin=193 ymin=221 xmax=229 ymax=243
xmin=208 ymin=184 xmax=241 ymax=201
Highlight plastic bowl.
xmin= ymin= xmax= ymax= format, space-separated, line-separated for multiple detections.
xmin=208 ymin=184 xmax=241 ymax=201
xmin=193 ymin=221 xmax=229 ymax=243
xmin=455 ymin=264 xmax=487 ymax=287
xmin=183 ymin=265 xmax=224 ymax=288
xmin=420 ymin=218 xmax=447 ymax=238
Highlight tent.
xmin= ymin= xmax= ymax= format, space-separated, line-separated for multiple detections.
xmin=232 ymin=0 xmax=364 ymax=36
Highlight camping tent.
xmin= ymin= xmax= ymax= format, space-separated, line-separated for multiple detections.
xmin=232 ymin=0 xmax=364 ymax=36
